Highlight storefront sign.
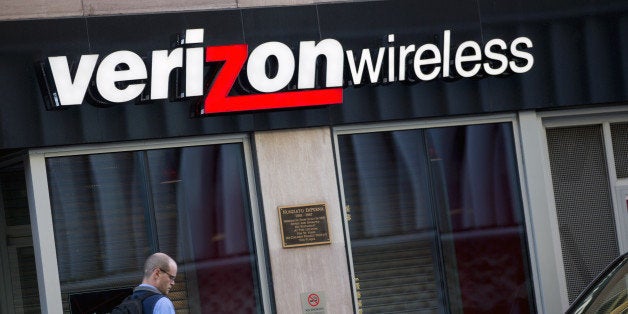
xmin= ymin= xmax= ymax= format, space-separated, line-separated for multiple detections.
xmin=278 ymin=203 xmax=331 ymax=248
xmin=39 ymin=29 xmax=533 ymax=115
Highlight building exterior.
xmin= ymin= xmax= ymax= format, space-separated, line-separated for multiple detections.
xmin=0 ymin=0 xmax=626 ymax=313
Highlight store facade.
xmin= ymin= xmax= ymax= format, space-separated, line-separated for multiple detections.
xmin=0 ymin=0 xmax=626 ymax=313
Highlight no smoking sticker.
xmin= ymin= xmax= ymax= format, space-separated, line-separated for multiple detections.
xmin=301 ymin=291 xmax=326 ymax=313
xmin=307 ymin=293 xmax=320 ymax=307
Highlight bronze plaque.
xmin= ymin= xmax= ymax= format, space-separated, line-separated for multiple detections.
xmin=278 ymin=203 xmax=331 ymax=248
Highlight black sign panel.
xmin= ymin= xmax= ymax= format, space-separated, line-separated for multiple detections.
xmin=0 ymin=0 xmax=626 ymax=149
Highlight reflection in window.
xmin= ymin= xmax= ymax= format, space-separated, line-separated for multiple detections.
xmin=46 ymin=144 xmax=263 ymax=313
xmin=0 ymin=164 xmax=41 ymax=313
xmin=338 ymin=123 xmax=534 ymax=313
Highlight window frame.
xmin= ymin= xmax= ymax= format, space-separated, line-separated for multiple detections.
xmin=25 ymin=134 xmax=272 ymax=313
xmin=332 ymin=113 xmax=542 ymax=313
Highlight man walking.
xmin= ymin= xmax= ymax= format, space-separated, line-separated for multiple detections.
xmin=130 ymin=252 xmax=178 ymax=313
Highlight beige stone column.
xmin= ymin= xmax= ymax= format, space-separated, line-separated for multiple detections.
xmin=254 ymin=127 xmax=353 ymax=314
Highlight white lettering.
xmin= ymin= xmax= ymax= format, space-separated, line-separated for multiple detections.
xmin=442 ymin=30 xmax=451 ymax=78
xmin=298 ymin=39 xmax=344 ymax=89
xmin=455 ymin=41 xmax=482 ymax=78
xmin=150 ymin=48 xmax=182 ymax=100
xmin=186 ymin=47 xmax=204 ymax=97
xmin=42 ymin=29 xmax=535 ymax=110
xmin=483 ymin=39 xmax=509 ymax=75
xmin=387 ymin=34 xmax=395 ymax=82
xmin=414 ymin=43 xmax=442 ymax=81
xmin=398 ymin=44 xmax=416 ymax=81
xmin=346 ymin=47 xmax=386 ymax=85
xmin=247 ymin=42 xmax=295 ymax=93
xmin=509 ymin=37 xmax=534 ymax=73
xmin=185 ymin=28 xmax=204 ymax=45
xmin=185 ymin=29 xmax=205 ymax=97
xmin=48 ymin=55 xmax=98 ymax=105
xmin=96 ymin=50 xmax=147 ymax=103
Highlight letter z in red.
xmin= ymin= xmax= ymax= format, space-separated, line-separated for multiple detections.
xmin=203 ymin=44 xmax=343 ymax=114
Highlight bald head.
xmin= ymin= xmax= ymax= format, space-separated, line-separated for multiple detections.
xmin=143 ymin=252 xmax=176 ymax=279
xmin=141 ymin=252 xmax=178 ymax=295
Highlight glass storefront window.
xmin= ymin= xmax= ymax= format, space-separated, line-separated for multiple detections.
xmin=45 ymin=143 xmax=263 ymax=313
xmin=338 ymin=123 xmax=534 ymax=313
xmin=0 ymin=163 xmax=41 ymax=313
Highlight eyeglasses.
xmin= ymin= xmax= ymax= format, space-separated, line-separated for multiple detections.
xmin=158 ymin=268 xmax=176 ymax=282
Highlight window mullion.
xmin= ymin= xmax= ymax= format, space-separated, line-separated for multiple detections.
xmin=26 ymin=152 xmax=62 ymax=313
xmin=137 ymin=151 xmax=160 ymax=253
xmin=422 ymin=132 xmax=456 ymax=314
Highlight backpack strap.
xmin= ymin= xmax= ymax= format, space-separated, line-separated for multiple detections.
xmin=142 ymin=293 xmax=165 ymax=313
xmin=133 ymin=290 xmax=165 ymax=313
xmin=133 ymin=290 xmax=158 ymax=301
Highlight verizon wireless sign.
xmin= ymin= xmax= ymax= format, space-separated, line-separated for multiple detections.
xmin=40 ymin=29 xmax=534 ymax=115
